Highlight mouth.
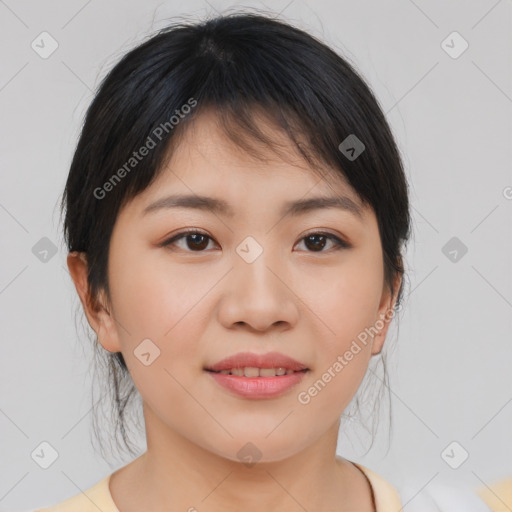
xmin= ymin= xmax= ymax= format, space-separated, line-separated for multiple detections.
xmin=205 ymin=367 xmax=309 ymax=377
xmin=204 ymin=351 xmax=309 ymax=374
xmin=204 ymin=367 xmax=309 ymax=399
xmin=203 ymin=351 xmax=310 ymax=398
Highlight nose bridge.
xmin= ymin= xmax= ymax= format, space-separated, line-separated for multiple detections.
xmin=218 ymin=234 xmax=298 ymax=331
xmin=234 ymin=235 xmax=282 ymax=300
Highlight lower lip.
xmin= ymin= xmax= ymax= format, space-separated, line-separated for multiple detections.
xmin=205 ymin=370 xmax=308 ymax=399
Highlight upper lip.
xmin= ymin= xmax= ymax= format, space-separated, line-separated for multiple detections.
xmin=205 ymin=351 xmax=309 ymax=372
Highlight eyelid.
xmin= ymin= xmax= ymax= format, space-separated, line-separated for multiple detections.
xmin=298 ymin=230 xmax=352 ymax=250
xmin=300 ymin=228 xmax=350 ymax=245
xmin=160 ymin=228 xmax=352 ymax=251
xmin=159 ymin=228 xmax=215 ymax=247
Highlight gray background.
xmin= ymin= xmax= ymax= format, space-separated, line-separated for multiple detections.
xmin=1 ymin=0 xmax=511 ymax=511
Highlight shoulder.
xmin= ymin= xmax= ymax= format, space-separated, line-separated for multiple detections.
xmin=476 ymin=476 xmax=512 ymax=511
xmin=352 ymin=462 xmax=403 ymax=512
xmin=33 ymin=474 xmax=119 ymax=512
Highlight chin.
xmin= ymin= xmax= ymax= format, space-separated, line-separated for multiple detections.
xmin=203 ymin=433 xmax=310 ymax=466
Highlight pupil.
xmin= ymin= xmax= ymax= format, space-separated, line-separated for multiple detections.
xmin=188 ymin=234 xmax=208 ymax=251
xmin=306 ymin=235 xmax=326 ymax=251
xmin=185 ymin=234 xmax=327 ymax=251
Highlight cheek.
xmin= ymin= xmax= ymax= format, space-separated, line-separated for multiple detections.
xmin=109 ymin=242 xmax=215 ymax=339
xmin=107 ymin=246 xmax=217 ymax=392
xmin=300 ymin=254 xmax=383 ymax=393
xmin=306 ymin=255 xmax=383 ymax=344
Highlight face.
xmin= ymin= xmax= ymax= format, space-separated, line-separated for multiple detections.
xmin=70 ymin=110 xmax=399 ymax=464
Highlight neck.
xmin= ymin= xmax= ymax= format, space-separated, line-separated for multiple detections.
xmin=110 ymin=404 xmax=371 ymax=512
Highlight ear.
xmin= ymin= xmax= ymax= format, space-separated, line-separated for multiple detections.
xmin=371 ymin=273 xmax=403 ymax=356
xmin=66 ymin=251 xmax=122 ymax=353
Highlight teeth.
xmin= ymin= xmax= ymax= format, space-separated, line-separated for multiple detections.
xmin=244 ymin=367 xmax=260 ymax=377
xmin=217 ymin=367 xmax=299 ymax=377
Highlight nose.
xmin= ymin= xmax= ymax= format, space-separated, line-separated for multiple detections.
xmin=217 ymin=249 xmax=300 ymax=333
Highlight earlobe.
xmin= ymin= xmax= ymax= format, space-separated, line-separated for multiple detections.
xmin=67 ymin=251 xmax=93 ymax=316
xmin=371 ymin=319 xmax=390 ymax=355
xmin=66 ymin=251 xmax=122 ymax=353
xmin=371 ymin=274 xmax=402 ymax=355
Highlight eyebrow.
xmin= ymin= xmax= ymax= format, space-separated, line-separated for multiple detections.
xmin=142 ymin=193 xmax=364 ymax=219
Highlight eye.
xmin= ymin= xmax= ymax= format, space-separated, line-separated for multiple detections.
xmin=161 ymin=229 xmax=217 ymax=252
xmin=295 ymin=232 xmax=351 ymax=253
xmin=160 ymin=230 xmax=351 ymax=253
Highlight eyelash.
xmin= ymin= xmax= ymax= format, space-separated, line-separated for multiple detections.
xmin=160 ymin=229 xmax=351 ymax=253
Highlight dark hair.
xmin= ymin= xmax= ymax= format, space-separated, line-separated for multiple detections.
xmin=60 ymin=10 xmax=411 ymax=462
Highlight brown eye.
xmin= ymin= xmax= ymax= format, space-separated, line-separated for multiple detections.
xmin=296 ymin=232 xmax=350 ymax=253
xmin=183 ymin=233 xmax=210 ymax=251
xmin=161 ymin=230 xmax=216 ymax=252
xmin=161 ymin=230 xmax=350 ymax=253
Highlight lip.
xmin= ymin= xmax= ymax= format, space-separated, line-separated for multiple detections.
xmin=206 ymin=370 xmax=308 ymax=399
xmin=204 ymin=351 xmax=309 ymax=373
xmin=204 ymin=351 xmax=309 ymax=400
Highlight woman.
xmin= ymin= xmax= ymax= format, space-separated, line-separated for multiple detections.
xmin=35 ymin=11 xmax=411 ymax=511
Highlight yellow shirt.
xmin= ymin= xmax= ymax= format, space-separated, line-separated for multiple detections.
xmin=476 ymin=477 xmax=512 ymax=512
xmin=34 ymin=462 xmax=403 ymax=512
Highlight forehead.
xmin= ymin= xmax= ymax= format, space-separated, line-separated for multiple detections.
xmin=144 ymin=109 xmax=364 ymax=208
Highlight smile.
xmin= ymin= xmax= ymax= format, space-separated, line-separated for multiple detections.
xmin=205 ymin=368 xmax=309 ymax=399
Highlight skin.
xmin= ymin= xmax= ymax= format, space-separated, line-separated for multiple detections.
xmin=68 ymin=109 xmax=401 ymax=512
